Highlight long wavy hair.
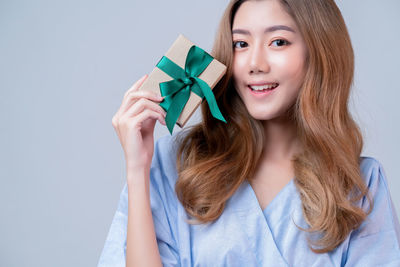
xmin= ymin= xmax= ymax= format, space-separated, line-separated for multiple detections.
xmin=175 ymin=0 xmax=373 ymax=253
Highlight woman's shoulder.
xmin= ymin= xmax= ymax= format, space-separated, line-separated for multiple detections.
xmin=154 ymin=134 xmax=179 ymax=159
xmin=355 ymin=156 xmax=400 ymax=238
xmin=150 ymin=133 xmax=188 ymax=194
xmin=358 ymin=156 xmax=388 ymax=190
xmin=152 ymin=133 xmax=183 ymax=172
xmin=153 ymin=130 xmax=192 ymax=165
xmin=343 ymin=158 xmax=400 ymax=265
xmin=357 ymin=156 xmax=392 ymax=211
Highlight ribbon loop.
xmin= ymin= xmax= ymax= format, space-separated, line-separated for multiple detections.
xmin=181 ymin=77 xmax=194 ymax=86
xmin=156 ymin=45 xmax=226 ymax=134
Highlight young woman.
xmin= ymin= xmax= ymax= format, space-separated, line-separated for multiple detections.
xmin=99 ymin=0 xmax=400 ymax=266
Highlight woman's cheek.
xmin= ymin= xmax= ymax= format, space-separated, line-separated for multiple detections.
xmin=268 ymin=52 xmax=288 ymax=68
xmin=233 ymin=54 xmax=247 ymax=75
xmin=272 ymin=50 xmax=305 ymax=85
xmin=232 ymin=55 xmax=248 ymax=91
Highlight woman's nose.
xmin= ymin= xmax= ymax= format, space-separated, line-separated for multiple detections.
xmin=249 ymin=43 xmax=270 ymax=74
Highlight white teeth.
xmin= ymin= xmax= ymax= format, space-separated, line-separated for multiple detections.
xmin=249 ymin=84 xmax=278 ymax=91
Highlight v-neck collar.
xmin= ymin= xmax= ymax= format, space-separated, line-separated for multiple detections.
xmin=249 ymin=178 xmax=297 ymax=226
xmin=229 ymin=179 xmax=293 ymax=266
xmin=247 ymin=178 xmax=295 ymax=212
xmin=246 ymin=177 xmax=297 ymax=226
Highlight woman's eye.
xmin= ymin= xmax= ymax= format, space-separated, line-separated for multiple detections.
xmin=233 ymin=41 xmax=248 ymax=49
xmin=271 ymin=39 xmax=290 ymax=47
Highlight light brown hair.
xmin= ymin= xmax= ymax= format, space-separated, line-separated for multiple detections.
xmin=175 ymin=0 xmax=373 ymax=253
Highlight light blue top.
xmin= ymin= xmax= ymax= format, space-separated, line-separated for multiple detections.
xmin=98 ymin=135 xmax=400 ymax=267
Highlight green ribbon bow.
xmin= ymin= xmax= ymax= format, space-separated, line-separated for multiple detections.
xmin=156 ymin=45 xmax=226 ymax=134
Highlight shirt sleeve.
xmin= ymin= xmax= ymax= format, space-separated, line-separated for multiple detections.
xmin=344 ymin=158 xmax=400 ymax=267
xmin=98 ymin=136 xmax=180 ymax=267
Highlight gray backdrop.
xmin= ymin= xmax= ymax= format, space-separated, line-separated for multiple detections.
xmin=1 ymin=0 xmax=399 ymax=266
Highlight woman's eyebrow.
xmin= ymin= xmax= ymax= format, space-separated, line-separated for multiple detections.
xmin=232 ymin=25 xmax=295 ymax=35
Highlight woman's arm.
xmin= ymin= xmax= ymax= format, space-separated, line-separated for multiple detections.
xmin=126 ymin=169 xmax=162 ymax=267
xmin=110 ymin=74 xmax=167 ymax=266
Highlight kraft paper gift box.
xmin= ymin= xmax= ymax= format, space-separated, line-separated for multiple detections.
xmin=138 ymin=34 xmax=227 ymax=134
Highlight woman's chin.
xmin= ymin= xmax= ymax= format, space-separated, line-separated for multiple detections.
xmin=247 ymin=111 xmax=275 ymax=121
xmin=247 ymin=108 xmax=290 ymax=122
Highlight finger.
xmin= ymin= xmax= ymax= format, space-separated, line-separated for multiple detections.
xmin=119 ymin=91 xmax=164 ymax=116
xmin=131 ymin=109 xmax=166 ymax=129
xmin=112 ymin=91 xmax=165 ymax=134
xmin=124 ymin=74 xmax=148 ymax=98
xmin=125 ymin=89 xmax=163 ymax=103
xmin=127 ymin=98 xmax=166 ymax=118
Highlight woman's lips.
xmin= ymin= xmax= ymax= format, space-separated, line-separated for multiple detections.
xmin=247 ymin=84 xmax=279 ymax=96
xmin=248 ymin=82 xmax=279 ymax=89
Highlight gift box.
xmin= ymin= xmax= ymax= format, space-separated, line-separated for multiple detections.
xmin=138 ymin=34 xmax=227 ymax=134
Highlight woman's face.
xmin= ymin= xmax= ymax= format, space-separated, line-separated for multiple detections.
xmin=232 ymin=0 xmax=307 ymax=121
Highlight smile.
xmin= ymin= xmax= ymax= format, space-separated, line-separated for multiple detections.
xmin=249 ymin=83 xmax=279 ymax=91
xmin=248 ymin=83 xmax=279 ymax=94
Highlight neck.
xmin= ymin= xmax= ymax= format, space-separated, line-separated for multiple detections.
xmin=260 ymin=115 xmax=301 ymax=163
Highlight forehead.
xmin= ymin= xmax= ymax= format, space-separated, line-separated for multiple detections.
xmin=232 ymin=0 xmax=297 ymax=32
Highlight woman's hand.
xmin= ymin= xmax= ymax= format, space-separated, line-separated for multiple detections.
xmin=112 ymin=74 xmax=166 ymax=174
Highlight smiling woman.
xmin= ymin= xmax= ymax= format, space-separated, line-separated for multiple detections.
xmin=231 ymin=0 xmax=307 ymax=121
xmin=99 ymin=0 xmax=400 ymax=266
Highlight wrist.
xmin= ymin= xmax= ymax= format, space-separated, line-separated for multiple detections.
xmin=125 ymin=158 xmax=151 ymax=172
xmin=126 ymin=167 xmax=150 ymax=187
